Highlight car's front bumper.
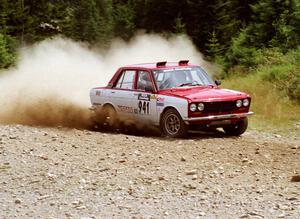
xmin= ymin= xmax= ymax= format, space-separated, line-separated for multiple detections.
xmin=184 ymin=112 xmax=254 ymax=122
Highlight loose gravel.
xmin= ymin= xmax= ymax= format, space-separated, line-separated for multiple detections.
xmin=0 ymin=125 xmax=299 ymax=218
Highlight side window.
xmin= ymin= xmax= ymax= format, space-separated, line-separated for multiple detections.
xmin=137 ymin=71 xmax=154 ymax=91
xmin=115 ymin=70 xmax=136 ymax=89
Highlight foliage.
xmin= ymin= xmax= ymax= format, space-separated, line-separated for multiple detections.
xmin=173 ymin=17 xmax=186 ymax=34
xmin=71 ymin=0 xmax=102 ymax=43
xmin=218 ymin=0 xmax=300 ymax=68
xmin=259 ymin=48 xmax=300 ymax=103
xmin=225 ymin=30 xmax=262 ymax=69
xmin=206 ymin=31 xmax=223 ymax=60
xmin=225 ymin=47 xmax=300 ymax=103
xmin=112 ymin=2 xmax=135 ymax=40
xmin=223 ymin=72 xmax=300 ymax=132
xmin=0 ymin=0 xmax=299 ymax=53
xmin=0 ymin=33 xmax=16 ymax=69
xmin=0 ymin=0 xmax=299 ymax=106
xmin=223 ymin=48 xmax=300 ymax=131
xmin=249 ymin=0 xmax=300 ymax=50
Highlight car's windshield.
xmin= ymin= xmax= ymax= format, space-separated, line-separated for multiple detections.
xmin=153 ymin=67 xmax=214 ymax=90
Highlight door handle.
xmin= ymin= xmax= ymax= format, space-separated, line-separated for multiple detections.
xmin=111 ymin=91 xmax=115 ymax=94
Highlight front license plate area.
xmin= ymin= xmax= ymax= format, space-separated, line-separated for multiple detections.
xmin=209 ymin=120 xmax=232 ymax=126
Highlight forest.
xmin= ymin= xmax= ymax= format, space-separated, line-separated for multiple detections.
xmin=0 ymin=0 xmax=299 ymax=120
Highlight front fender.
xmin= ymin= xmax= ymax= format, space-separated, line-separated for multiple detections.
xmin=156 ymin=95 xmax=188 ymax=125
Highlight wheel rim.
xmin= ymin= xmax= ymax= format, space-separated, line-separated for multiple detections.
xmin=165 ymin=114 xmax=181 ymax=135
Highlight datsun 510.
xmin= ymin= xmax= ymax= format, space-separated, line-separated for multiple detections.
xmin=90 ymin=61 xmax=254 ymax=138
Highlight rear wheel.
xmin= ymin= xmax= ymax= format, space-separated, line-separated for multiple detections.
xmin=223 ymin=118 xmax=248 ymax=136
xmin=98 ymin=105 xmax=119 ymax=130
xmin=160 ymin=109 xmax=188 ymax=138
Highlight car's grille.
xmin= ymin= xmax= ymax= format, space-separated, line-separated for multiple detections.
xmin=203 ymin=101 xmax=236 ymax=113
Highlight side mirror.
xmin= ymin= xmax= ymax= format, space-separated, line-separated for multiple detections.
xmin=215 ymin=80 xmax=222 ymax=86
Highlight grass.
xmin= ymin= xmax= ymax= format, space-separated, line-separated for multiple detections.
xmin=223 ymin=73 xmax=300 ymax=135
xmin=221 ymin=48 xmax=300 ymax=136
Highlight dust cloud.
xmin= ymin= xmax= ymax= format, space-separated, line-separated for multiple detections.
xmin=0 ymin=34 xmax=207 ymax=129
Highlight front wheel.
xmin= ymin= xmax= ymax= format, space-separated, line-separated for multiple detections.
xmin=160 ymin=109 xmax=188 ymax=138
xmin=223 ymin=118 xmax=248 ymax=136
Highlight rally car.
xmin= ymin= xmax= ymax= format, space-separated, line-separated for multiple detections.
xmin=90 ymin=60 xmax=254 ymax=138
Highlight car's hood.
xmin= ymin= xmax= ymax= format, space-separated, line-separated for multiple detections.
xmin=158 ymin=86 xmax=249 ymax=102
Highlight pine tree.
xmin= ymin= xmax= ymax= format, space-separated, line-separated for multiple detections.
xmin=95 ymin=0 xmax=114 ymax=44
xmin=184 ymin=0 xmax=217 ymax=52
xmin=0 ymin=33 xmax=16 ymax=68
xmin=213 ymin=0 xmax=241 ymax=49
xmin=112 ymin=1 xmax=135 ymax=40
xmin=0 ymin=0 xmax=9 ymax=34
xmin=244 ymin=0 xmax=300 ymax=50
xmin=173 ymin=16 xmax=186 ymax=34
xmin=0 ymin=0 xmax=33 ymax=43
xmin=212 ymin=0 xmax=256 ymax=54
xmin=206 ymin=31 xmax=222 ymax=59
xmin=65 ymin=0 xmax=114 ymax=44
xmin=139 ymin=0 xmax=187 ymax=33
xmin=69 ymin=0 xmax=100 ymax=43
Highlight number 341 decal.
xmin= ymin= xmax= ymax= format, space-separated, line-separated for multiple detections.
xmin=138 ymin=101 xmax=150 ymax=115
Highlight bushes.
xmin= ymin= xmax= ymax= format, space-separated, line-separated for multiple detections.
xmin=226 ymin=47 xmax=300 ymax=103
xmin=222 ymin=73 xmax=300 ymax=131
xmin=262 ymin=66 xmax=300 ymax=103
xmin=223 ymin=48 xmax=300 ymax=130
xmin=0 ymin=33 xmax=16 ymax=69
xmin=260 ymin=48 xmax=300 ymax=103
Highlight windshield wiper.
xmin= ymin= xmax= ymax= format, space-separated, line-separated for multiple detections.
xmin=179 ymin=82 xmax=200 ymax=87
xmin=179 ymin=82 xmax=193 ymax=87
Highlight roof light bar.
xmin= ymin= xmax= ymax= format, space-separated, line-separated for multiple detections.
xmin=156 ymin=61 xmax=167 ymax=67
xmin=179 ymin=60 xmax=189 ymax=66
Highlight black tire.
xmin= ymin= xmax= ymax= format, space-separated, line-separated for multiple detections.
xmin=98 ymin=105 xmax=119 ymax=130
xmin=223 ymin=118 xmax=248 ymax=136
xmin=160 ymin=108 xmax=188 ymax=138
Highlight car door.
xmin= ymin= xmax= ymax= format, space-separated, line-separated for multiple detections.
xmin=107 ymin=69 xmax=137 ymax=120
xmin=132 ymin=70 xmax=158 ymax=124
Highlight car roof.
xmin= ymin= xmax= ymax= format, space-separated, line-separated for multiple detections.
xmin=124 ymin=62 xmax=198 ymax=70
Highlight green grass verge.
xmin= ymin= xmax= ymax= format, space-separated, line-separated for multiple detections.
xmin=223 ymin=73 xmax=300 ymax=136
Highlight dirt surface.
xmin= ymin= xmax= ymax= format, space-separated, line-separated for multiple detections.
xmin=0 ymin=124 xmax=299 ymax=218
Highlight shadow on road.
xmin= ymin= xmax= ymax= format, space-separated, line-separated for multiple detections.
xmin=90 ymin=124 xmax=232 ymax=141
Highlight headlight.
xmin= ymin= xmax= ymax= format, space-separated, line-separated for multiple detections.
xmin=190 ymin=104 xmax=197 ymax=112
xmin=236 ymin=100 xmax=242 ymax=107
xmin=243 ymin=99 xmax=249 ymax=107
xmin=198 ymin=103 xmax=205 ymax=111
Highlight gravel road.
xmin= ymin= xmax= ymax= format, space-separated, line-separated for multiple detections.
xmin=0 ymin=125 xmax=299 ymax=218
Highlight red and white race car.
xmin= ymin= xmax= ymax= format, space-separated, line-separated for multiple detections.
xmin=90 ymin=61 xmax=253 ymax=137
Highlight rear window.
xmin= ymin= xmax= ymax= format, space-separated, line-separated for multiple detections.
xmin=115 ymin=70 xmax=136 ymax=89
